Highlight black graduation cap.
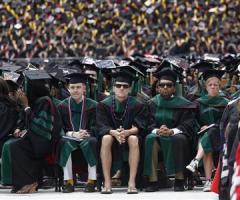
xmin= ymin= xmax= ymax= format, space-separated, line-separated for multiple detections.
xmin=153 ymin=68 xmax=178 ymax=83
xmin=95 ymin=60 xmax=116 ymax=69
xmin=48 ymin=69 xmax=66 ymax=88
xmin=67 ymin=59 xmax=83 ymax=69
xmin=111 ymin=65 xmax=139 ymax=85
xmin=2 ymin=71 xmax=21 ymax=82
xmin=154 ymin=57 xmax=188 ymax=80
xmin=65 ymin=73 xmax=89 ymax=84
xmin=202 ymin=69 xmax=225 ymax=81
xmin=161 ymin=56 xmax=190 ymax=71
xmin=82 ymin=57 xmax=96 ymax=66
xmin=116 ymin=65 xmax=144 ymax=77
xmin=221 ymin=54 xmax=240 ymax=72
xmin=191 ymin=60 xmax=220 ymax=72
xmin=129 ymin=60 xmax=149 ymax=75
xmin=142 ymin=56 xmax=161 ymax=65
xmin=203 ymin=54 xmax=220 ymax=63
xmin=68 ymin=58 xmax=98 ymax=74
xmin=0 ymin=62 xmax=24 ymax=73
xmin=49 ymin=69 xmax=66 ymax=83
xmin=24 ymin=70 xmax=51 ymax=81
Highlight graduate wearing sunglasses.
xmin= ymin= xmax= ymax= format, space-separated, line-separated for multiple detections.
xmin=97 ymin=66 xmax=148 ymax=194
xmin=144 ymin=68 xmax=197 ymax=192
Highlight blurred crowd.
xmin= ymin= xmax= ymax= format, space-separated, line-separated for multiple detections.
xmin=0 ymin=0 xmax=240 ymax=59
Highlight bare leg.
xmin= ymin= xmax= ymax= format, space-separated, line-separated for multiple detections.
xmin=195 ymin=143 xmax=204 ymax=161
xmin=203 ymin=152 xmax=214 ymax=180
xmin=101 ymin=135 xmax=114 ymax=189
xmin=127 ymin=135 xmax=139 ymax=188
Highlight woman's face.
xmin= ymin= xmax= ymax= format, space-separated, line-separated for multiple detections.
xmin=205 ymin=77 xmax=220 ymax=97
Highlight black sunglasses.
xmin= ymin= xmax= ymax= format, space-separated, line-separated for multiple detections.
xmin=159 ymin=83 xmax=174 ymax=88
xmin=114 ymin=84 xmax=130 ymax=89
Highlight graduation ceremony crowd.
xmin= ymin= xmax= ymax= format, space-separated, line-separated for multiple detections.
xmin=0 ymin=53 xmax=239 ymax=200
xmin=0 ymin=0 xmax=240 ymax=200
xmin=0 ymin=0 xmax=240 ymax=59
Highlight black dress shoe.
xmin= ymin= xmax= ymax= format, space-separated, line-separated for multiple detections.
xmin=84 ymin=183 xmax=96 ymax=192
xmin=159 ymin=177 xmax=174 ymax=189
xmin=62 ymin=183 xmax=74 ymax=193
xmin=145 ymin=182 xmax=159 ymax=192
xmin=10 ymin=186 xmax=21 ymax=193
xmin=174 ymin=179 xmax=185 ymax=192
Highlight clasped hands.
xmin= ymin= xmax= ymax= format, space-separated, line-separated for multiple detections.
xmin=13 ymin=129 xmax=27 ymax=138
xmin=72 ymin=129 xmax=90 ymax=139
xmin=112 ymin=127 xmax=129 ymax=144
xmin=156 ymin=125 xmax=174 ymax=136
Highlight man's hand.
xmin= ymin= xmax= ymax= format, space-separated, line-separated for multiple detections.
xmin=15 ymin=89 xmax=29 ymax=108
xmin=73 ymin=129 xmax=89 ymax=139
xmin=13 ymin=129 xmax=27 ymax=138
xmin=110 ymin=129 xmax=126 ymax=144
xmin=118 ymin=127 xmax=128 ymax=144
xmin=13 ymin=129 xmax=21 ymax=138
xmin=156 ymin=125 xmax=174 ymax=136
xmin=200 ymin=125 xmax=209 ymax=131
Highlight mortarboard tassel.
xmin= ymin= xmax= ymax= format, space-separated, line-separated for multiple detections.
xmin=86 ymin=79 xmax=89 ymax=98
xmin=98 ymin=70 xmax=104 ymax=93
xmin=93 ymin=80 xmax=97 ymax=101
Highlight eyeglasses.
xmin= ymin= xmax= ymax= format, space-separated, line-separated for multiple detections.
xmin=114 ymin=84 xmax=130 ymax=89
xmin=158 ymin=83 xmax=174 ymax=88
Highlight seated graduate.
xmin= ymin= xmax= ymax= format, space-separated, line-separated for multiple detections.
xmin=57 ymin=73 xmax=98 ymax=193
xmin=0 ymin=78 xmax=19 ymax=172
xmin=97 ymin=66 xmax=148 ymax=194
xmin=2 ymin=70 xmax=62 ymax=194
xmin=186 ymin=69 xmax=229 ymax=192
xmin=0 ymin=78 xmax=28 ymax=186
xmin=143 ymin=68 xmax=197 ymax=192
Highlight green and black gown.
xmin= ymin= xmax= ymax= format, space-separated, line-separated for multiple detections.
xmin=57 ymin=97 xmax=98 ymax=168
xmin=0 ymin=96 xmax=18 ymax=155
xmin=144 ymin=94 xmax=197 ymax=176
xmin=196 ymin=95 xmax=228 ymax=163
xmin=1 ymin=96 xmax=62 ymax=185
xmin=96 ymin=95 xmax=148 ymax=173
xmin=7 ymin=96 xmax=62 ymax=188
xmin=1 ymin=107 xmax=25 ymax=185
xmin=0 ymin=96 xmax=19 ymax=182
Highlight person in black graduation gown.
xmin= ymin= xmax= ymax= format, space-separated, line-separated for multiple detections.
xmin=57 ymin=73 xmax=98 ymax=193
xmin=6 ymin=70 xmax=62 ymax=193
xmin=143 ymin=69 xmax=197 ymax=192
xmin=0 ymin=78 xmax=19 ymax=166
xmin=0 ymin=78 xmax=28 ymax=186
xmin=97 ymin=68 xmax=148 ymax=194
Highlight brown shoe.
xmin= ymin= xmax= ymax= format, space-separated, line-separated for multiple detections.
xmin=62 ymin=183 xmax=74 ymax=193
xmin=84 ymin=182 xmax=96 ymax=193
xmin=16 ymin=182 xmax=38 ymax=194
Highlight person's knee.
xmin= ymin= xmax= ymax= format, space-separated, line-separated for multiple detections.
xmin=128 ymin=135 xmax=139 ymax=147
xmin=88 ymin=137 xmax=98 ymax=145
xmin=101 ymin=135 xmax=113 ymax=148
xmin=145 ymin=133 xmax=157 ymax=141
xmin=172 ymin=134 xmax=187 ymax=146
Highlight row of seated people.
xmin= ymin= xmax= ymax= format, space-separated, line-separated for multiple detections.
xmin=0 ymin=67 xmax=229 ymax=194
